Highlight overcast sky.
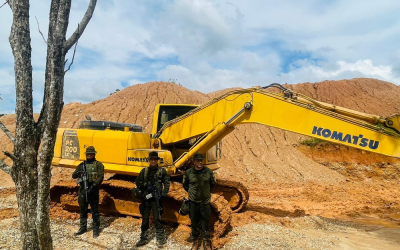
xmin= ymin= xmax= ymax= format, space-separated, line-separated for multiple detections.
xmin=1 ymin=0 xmax=400 ymax=114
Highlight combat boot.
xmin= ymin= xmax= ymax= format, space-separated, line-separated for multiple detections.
xmin=203 ymin=239 xmax=212 ymax=250
xmin=93 ymin=228 xmax=99 ymax=238
xmin=190 ymin=238 xmax=201 ymax=250
xmin=157 ymin=237 xmax=167 ymax=248
xmin=74 ymin=227 xmax=87 ymax=236
xmin=135 ymin=238 xmax=148 ymax=247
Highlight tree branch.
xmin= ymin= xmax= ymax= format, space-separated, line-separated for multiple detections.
xmin=64 ymin=0 xmax=97 ymax=53
xmin=64 ymin=24 xmax=79 ymax=74
xmin=0 ymin=120 xmax=15 ymax=144
xmin=36 ymin=0 xmax=67 ymax=134
xmin=0 ymin=159 xmax=11 ymax=175
xmin=35 ymin=16 xmax=47 ymax=44
xmin=3 ymin=151 xmax=17 ymax=161
xmin=0 ymin=0 xmax=9 ymax=9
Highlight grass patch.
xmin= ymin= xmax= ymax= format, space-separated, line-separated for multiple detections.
xmin=299 ymin=137 xmax=323 ymax=147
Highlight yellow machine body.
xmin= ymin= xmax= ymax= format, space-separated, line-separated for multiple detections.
xmin=52 ymin=128 xmax=175 ymax=175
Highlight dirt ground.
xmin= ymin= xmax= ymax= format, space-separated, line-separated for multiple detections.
xmin=2 ymin=78 xmax=400 ymax=249
xmin=1 ymin=177 xmax=400 ymax=249
xmin=2 ymin=160 xmax=400 ymax=249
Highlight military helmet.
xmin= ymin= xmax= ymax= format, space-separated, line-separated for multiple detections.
xmin=85 ymin=146 xmax=97 ymax=154
xmin=149 ymin=151 xmax=160 ymax=159
xmin=193 ymin=153 xmax=205 ymax=160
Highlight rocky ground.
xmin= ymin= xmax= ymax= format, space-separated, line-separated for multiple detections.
xmin=2 ymin=180 xmax=400 ymax=250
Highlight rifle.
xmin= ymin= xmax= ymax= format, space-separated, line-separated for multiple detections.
xmin=144 ymin=181 xmax=163 ymax=218
xmin=76 ymin=161 xmax=89 ymax=202
xmin=153 ymin=185 xmax=163 ymax=218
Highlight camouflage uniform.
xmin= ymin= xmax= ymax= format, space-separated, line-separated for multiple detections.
xmin=72 ymin=146 xmax=104 ymax=237
xmin=183 ymin=153 xmax=216 ymax=249
xmin=135 ymin=152 xmax=170 ymax=246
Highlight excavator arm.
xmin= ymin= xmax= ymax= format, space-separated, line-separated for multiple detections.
xmin=154 ymin=84 xmax=400 ymax=169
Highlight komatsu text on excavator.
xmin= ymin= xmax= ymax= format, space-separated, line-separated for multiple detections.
xmin=51 ymin=83 xmax=400 ymax=239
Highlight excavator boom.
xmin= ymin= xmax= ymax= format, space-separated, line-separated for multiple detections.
xmin=154 ymin=85 xmax=400 ymax=170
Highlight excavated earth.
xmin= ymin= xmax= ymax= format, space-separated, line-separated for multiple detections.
xmin=2 ymin=78 xmax=400 ymax=249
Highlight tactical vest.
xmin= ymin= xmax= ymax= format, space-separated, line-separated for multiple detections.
xmin=144 ymin=167 xmax=163 ymax=187
xmin=85 ymin=161 xmax=99 ymax=182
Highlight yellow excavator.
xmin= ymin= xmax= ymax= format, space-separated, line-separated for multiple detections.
xmin=50 ymin=83 xmax=400 ymax=239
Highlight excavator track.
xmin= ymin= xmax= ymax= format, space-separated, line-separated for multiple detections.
xmin=50 ymin=179 xmax=232 ymax=239
xmin=213 ymin=178 xmax=249 ymax=212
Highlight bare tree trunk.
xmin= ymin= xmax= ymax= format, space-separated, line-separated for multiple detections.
xmin=14 ymin=153 xmax=39 ymax=250
xmin=5 ymin=0 xmax=97 ymax=249
xmin=37 ymin=138 xmax=55 ymax=250
xmin=8 ymin=0 xmax=40 ymax=249
xmin=36 ymin=1 xmax=70 ymax=248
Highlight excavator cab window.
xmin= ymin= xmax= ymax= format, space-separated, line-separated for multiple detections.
xmin=157 ymin=105 xmax=197 ymax=132
xmin=160 ymin=113 xmax=169 ymax=125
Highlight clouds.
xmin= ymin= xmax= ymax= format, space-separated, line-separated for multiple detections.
xmin=156 ymin=0 xmax=237 ymax=56
xmin=1 ymin=0 xmax=400 ymax=114
xmin=0 ymin=69 xmax=16 ymax=114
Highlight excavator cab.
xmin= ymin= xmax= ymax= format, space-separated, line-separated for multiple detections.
xmin=152 ymin=104 xmax=220 ymax=166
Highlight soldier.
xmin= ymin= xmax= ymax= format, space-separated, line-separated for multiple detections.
xmin=135 ymin=151 xmax=170 ymax=247
xmin=72 ymin=146 xmax=104 ymax=238
xmin=183 ymin=153 xmax=216 ymax=250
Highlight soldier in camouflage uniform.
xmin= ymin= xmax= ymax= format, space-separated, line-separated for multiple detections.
xmin=135 ymin=151 xmax=170 ymax=247
xmin=183 ymin=153 xmax=216 ymax=250
xmin=72 ymin=146 xmax=104 ymax=238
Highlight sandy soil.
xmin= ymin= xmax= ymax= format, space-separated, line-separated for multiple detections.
xmin=1 ymin=182 xmax=400 ymax=249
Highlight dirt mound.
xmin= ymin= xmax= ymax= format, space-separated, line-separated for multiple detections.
xmin=58 ymin=81 xmax=208 ymax=131
xmin=286 ymin=78 xmax=400 ymax=116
